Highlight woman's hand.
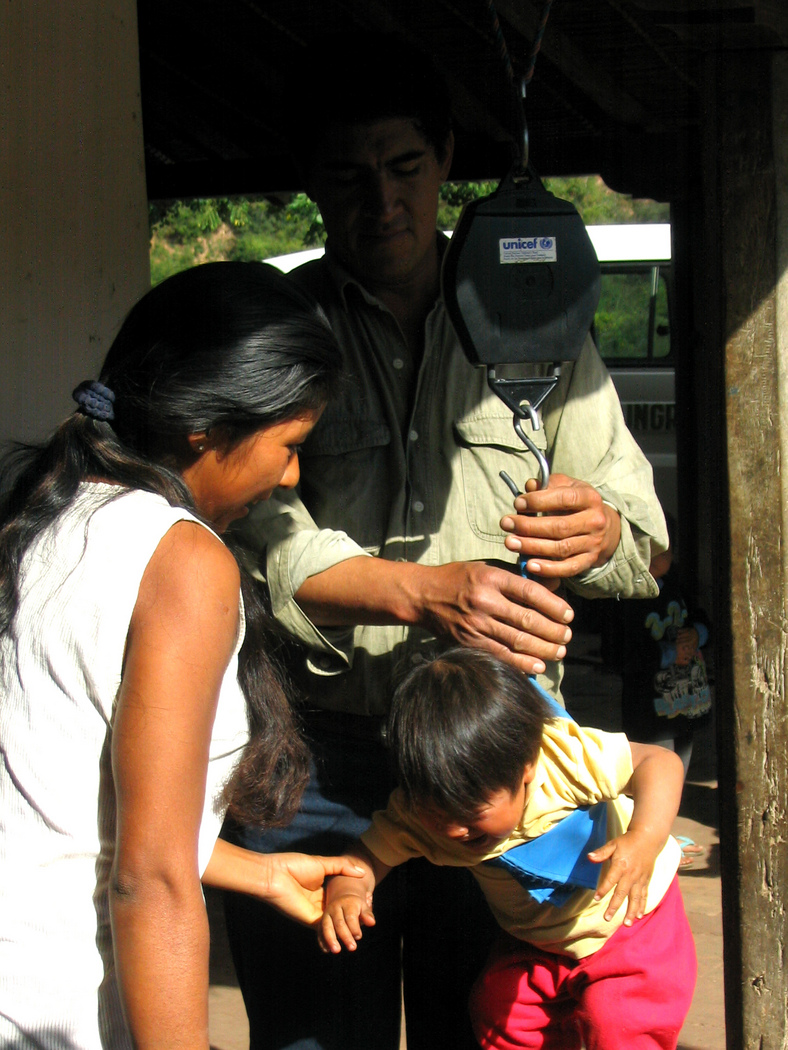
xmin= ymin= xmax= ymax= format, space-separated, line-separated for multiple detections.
xmin=203 ymin=840 xmax=367 ymax=927
xmin=203 ymin=844 xmax=367 ymax=928
xmin=260 ymin=853 xmax=369 ymax=925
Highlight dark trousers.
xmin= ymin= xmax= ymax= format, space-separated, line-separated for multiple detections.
xmin=222 ymin=712 xmax=497 ymax=1050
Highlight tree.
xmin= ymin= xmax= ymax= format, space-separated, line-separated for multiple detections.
xmin=148 ymin=177 xmax=669 ymax=286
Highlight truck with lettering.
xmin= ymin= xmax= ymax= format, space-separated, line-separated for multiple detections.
xmin=586 ymin=223 xmax=675 ymax=520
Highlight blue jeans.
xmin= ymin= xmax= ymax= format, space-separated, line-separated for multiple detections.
xmin=222 ymin=711 xmax=496 ymax=1050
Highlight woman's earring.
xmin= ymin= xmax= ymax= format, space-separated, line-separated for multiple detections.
xmin=196 ymin=443 xmax=206 ymax=453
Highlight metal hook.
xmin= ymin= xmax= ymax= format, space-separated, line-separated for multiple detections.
xmin=519 ymin=76 xmax=529 ymax=173
xmin=499 ymin=470 xmax=530 ymax=579
xmin=512 ymin=77 xmax=529 ymax=177
xmin=514 ymin=416 xmax=550 ymax=489
xmin=508 ymin=399 xmax=549 ymax=489
xmin=516 ymin=400 xmax=540 ymax=431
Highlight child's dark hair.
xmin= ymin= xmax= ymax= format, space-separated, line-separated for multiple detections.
xmin=387 ymin=648 xmax=552 ymax=820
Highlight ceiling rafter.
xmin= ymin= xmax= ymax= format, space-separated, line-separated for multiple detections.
xmin=493 ymin=0 xmax=650 ymax=125
xmin=136 ymin=0 xmax=782 ymax=200
xmin=331 ymin=0 xmax=517 ymax=144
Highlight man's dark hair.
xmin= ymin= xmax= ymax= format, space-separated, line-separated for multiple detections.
xmin=387 ymin=648 xmax=552 ymax=820
xmin=289 ymin=33 xmax=453 ymax=168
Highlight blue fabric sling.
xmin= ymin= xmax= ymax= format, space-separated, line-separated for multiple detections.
xmin=483 ymin=679 xmax=608 ymax=907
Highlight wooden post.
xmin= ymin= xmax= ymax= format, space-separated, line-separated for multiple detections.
xmin=716 ymin=47 xmax=788 ymax=1050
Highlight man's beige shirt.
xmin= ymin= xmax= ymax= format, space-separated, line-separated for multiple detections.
xmin=238 ymin=245 xmax=668 ymax=714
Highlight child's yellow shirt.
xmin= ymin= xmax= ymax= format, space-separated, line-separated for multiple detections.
xmin=362 ymin=720 xmax=681 ymax=959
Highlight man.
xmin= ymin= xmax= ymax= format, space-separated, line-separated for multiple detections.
xmin=223 ymin=34 xmax=668 ymax=1050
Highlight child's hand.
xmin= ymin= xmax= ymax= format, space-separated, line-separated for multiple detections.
xmin=587 ymin=827 xmax=660 ymax=926
xmin=318 ymin=888 xmax=376 ymax=954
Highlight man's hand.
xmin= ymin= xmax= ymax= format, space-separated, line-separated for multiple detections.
xmin=416 ymin=561 xmax=573 ymax=676
xmin=500 ymin=474 xmax=621 ymax=579
xmin=296 ymin=556 xmax=574 ymax=676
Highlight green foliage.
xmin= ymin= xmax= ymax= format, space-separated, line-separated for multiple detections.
xmin=594 ymin=271 xmax=671 ymax=361
xmin=148 ymin=176 xmax=669 ymax=286
xmin=543 ymin=175 xmax=669 ymax=225
xmin=148 ymin=194 xmax=327 ymax=286
xmin=436 ymin=175 xmax=669 ymax=229
xmin=285 ymin=193 xmax=325 ymax=245
xmin=437 ymin=181 xmax=498 ymax=228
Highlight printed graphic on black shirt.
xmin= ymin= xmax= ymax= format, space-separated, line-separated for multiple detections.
xmin=646 ymin=598 xmax=711 ymax=720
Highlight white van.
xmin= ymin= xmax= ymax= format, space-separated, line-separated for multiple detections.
xmin=266 ymin=222 xmax=676 ymax=517
xmin=586 ymin=224 xmax=675 ymax=520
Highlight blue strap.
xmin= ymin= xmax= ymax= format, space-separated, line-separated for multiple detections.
xmin=529 ymin=676 xmax=572 ymax=722
xmin=483 ymin=676 xmax=606 ymax=906
xmin=485 ymin=803 xmax=608 ymax=905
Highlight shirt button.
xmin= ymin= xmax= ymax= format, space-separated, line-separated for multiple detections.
xmin=408 ymin=429 xmax=419 ymax=442
xmin=413 ymin=500 xmax=425 ymax=513
xmin=393 ymin=358 xmax=404 ymax=370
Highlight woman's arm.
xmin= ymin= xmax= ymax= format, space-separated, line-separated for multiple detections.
xmin=202 ymin=838 xmax=365 ymax=926
xmin=110 ymin=521 xmax=242 ymax=1050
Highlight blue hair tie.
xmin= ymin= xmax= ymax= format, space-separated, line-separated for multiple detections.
xmin=73 ymin=380 xmax=116 ymax=422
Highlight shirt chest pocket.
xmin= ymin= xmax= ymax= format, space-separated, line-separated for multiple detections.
xmin=299 ymin=418 xmax=393 ymax=551
xmin=453 ymin=413 xmax=549 ymax=542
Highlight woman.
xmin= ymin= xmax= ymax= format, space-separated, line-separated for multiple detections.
xmin=0 ymin=262 xmax=359 ymax=1049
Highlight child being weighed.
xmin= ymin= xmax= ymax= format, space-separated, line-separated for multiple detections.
xmin=319 ymin=648 xmax=696 ymax=1050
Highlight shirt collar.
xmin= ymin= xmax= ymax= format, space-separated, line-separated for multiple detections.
xmin=322 ymin=231 xmax=451 ymax=311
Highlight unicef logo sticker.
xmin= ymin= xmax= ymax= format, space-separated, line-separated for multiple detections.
xmin=499 ymin=236 xmax=558 ymax=264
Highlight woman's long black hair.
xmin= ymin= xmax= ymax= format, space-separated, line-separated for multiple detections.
xmin=0 ymin=261 xmax=342 ymax=828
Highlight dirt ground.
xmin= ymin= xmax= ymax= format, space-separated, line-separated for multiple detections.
xmin=207 ymin=631 xmax=725 ymax=1050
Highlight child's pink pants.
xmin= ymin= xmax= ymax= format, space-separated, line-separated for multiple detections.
xmin=469 ymin=877 xmax=696 ymax=1050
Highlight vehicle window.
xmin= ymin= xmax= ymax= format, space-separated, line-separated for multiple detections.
xmin=594 ymin=267 xmax=670 ymax=363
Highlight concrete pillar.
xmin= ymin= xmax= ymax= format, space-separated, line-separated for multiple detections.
xmin=0 ymin=0 xmax=150 ymax=445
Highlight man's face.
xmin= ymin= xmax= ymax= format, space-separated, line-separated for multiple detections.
xmin=306 ymin=117 xmax=454 ymax=289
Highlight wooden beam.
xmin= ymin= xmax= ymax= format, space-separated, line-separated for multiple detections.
xmin=633 ymin=0 xmax=788 ymax=46
xmin=318 ymin=0 xmax=515 ymax=144
xmin=493 ymin=0 xmax=649 ymax=125
xmin=145 ymin=157 xmax=301 ymax=200
xmin=717 ymin=47 xmax=788 ymax=1050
